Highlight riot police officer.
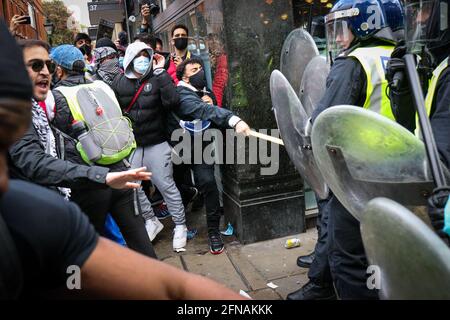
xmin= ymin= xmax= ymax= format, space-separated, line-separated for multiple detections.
xmin=388 ymin=0 xmax=450 ymax=244
xmin=288 ymin=0 xmax=403 ymax=299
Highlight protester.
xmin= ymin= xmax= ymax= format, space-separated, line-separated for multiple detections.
xmin=112 ymin=41 xmax=188 ymax=251
xmin=9 ymin=39 xmax=150 ymax=193
xmin=49 ymin=44 xmax=157 ymax=258
xmin=169 ymin=58 xmax=251 ymax=254
xmin=92 ymin=44 xmax=165 ymax=241
xmin=74 ymin=32 xmax=93 ymax=65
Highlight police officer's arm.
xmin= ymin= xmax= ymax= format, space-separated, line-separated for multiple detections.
xmin=429 ymin=68 xmax=450 ymax=169
xmin=311 ymin=58 xmax=367 ymax=122
xmin=81 ymin=237 xmax=246 ymax=300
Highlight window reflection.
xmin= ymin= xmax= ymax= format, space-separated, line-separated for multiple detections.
xmin=157 ymin=0 xmax=227 ymax=106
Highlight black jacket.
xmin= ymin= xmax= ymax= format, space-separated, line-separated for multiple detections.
xmin=112 ymin=70 xmax=180 ymax=147
xmin=167 ymin=85 xmax=234 ymax=140
xmin=390 ymin=53 xmax=450 ymax=168
xmin=51 ymin=73 xmax=128 ymax=178
xmin=8 ymin=122 xmax=109 ymax=190
xmin=428 ymin=65 xmax=450 ymax=168
xmin=312 ymin=57 xmax=367 ymax=122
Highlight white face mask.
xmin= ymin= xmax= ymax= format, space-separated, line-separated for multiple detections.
xmin=188 ymin=44 xmax=197 ymax=52
xmin=133 ymin=56 xmax=150 ymax=75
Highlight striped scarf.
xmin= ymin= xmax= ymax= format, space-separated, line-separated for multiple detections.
xmin=31 ymin=99 xmax=71 ymax=200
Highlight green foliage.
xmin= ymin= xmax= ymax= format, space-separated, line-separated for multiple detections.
xmin=43 ymin=0 xmax=75 ymax=46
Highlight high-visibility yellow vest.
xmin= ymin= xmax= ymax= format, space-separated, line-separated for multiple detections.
xmin=348 ymin=45 xmax=395 ymax=120
xmin=414 ymin=57 xmax=449 ymax=137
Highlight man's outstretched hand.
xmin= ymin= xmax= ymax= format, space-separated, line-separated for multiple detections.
xmin=106 ymin=167 xmax=151 ymax=189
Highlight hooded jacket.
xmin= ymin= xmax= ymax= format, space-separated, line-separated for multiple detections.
xmin=111 ymin=42 xmax=180 ymax=147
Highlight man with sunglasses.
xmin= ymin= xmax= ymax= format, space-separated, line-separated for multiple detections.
xmin=9 ymin=40 xmax=157 ymax=257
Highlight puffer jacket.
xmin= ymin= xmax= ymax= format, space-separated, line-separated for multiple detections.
xmin=111 ymin=42 xmax=180 ymax=147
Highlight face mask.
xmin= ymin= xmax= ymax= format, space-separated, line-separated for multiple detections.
xmin=189 ymin=69 xmax=206 ymax=90
xmin=174 ymin=37 xmax=188 ymax=50
xmin=79 ymin=44 xmax=92 ymax=56
xmin=133 ymin=56 xmax=150 ymax=75
xmin=199 ymin=43 xmax=206 ymax=50
xmin=119 ymin=56 xmax=124 ymax=69
xmin=188 ymin=44 xmax=197 ymax=52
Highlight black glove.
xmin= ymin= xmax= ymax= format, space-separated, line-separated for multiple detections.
xmin=386 ymin=41 xmax=408 ymax=92
xmin=427 ymin=187 xmax=450 ymax=246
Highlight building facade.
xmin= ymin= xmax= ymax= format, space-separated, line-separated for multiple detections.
xmin=1 ymin=0 xmax=47 ymax=40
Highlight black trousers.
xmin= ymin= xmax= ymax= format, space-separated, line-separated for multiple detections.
xmin=327 ymin=195 xmax=379 ymax=299
xmin=308 ymin=194 xmax=333 ymax=286
xmin=71 ymin=188 xmax=157 ymax=259
xmin=192 ymin=163 xmax=221 ymax=233
xmin=173 ymin=163 xmax=195 ymax=207
xmin=173 ymin=162 xmax=221 ymax=233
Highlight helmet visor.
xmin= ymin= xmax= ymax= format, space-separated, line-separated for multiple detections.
xmin=405 ymin=0 xmax=449 ymax=53
xmin=326 ymin=18 xmax=355 ymax=60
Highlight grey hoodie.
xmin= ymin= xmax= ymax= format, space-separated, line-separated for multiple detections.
xmin=123 ymin=41 xmax=154 ymax=80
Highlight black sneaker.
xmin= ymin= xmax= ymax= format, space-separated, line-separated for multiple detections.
xmin=208 ymin=231 xmax=225 ymax=255
xmin=286 ymin=281 xmax=336 ymax=300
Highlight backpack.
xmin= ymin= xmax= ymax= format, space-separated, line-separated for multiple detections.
xmin=55 ymin=81 xmax=136 ymax=165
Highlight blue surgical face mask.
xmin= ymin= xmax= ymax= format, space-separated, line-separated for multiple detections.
xmin=119 ymin=56 xmax=124 ymax=69
xmin=133 ymin=56 xmax=150 ymax=75
xmin=188 ymin=44 xmax=197 ymax=52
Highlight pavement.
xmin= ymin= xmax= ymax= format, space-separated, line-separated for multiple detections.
xmin=153 ymin=205 xmax=317 ymax=300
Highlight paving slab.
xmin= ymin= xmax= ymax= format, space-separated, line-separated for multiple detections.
xmin=247 ymin=288 xmax=282 ymax=300
xmin=153 ymin=208 xmax=237 ymax=259
xmin=226 ymin=249 xmax=270 ymax=291
xmin=271 ymin=273 xmax=310 ymax=300
xmin=236 ymin=230 xmax=317 ymax=281
xmin=183 ymin=251 xmax=249 ymax=292
xmin=162 ymin=256 xmax=184 ymax=270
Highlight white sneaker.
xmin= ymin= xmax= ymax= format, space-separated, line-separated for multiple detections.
xmin=173 ymin=224 xmax=188 ymax=251
xmin=145 ymin=217 xmax=164 ymax=242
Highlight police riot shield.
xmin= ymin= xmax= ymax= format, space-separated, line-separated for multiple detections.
xmin=361 ymin=198 xmax=450 ymax=299
xmin=299 ymin=56 xmax=330 ymax=117
xmin=280 ymin=28 xmax=319 ymax=97
xmin=270 ymin=70 xmax=329 ymax=199
xmin=311 ymin=105 xmax=447 ymax=220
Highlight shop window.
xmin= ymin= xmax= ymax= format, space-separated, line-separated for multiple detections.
xmin=292 ymin=0 xmax=335 ymax=55
xmin=157 ymin=0 xmax=228 ymax=107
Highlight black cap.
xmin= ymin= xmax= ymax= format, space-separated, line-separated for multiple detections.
xmin=0 ymin=19 xmax=32 ymax=101
xmin=95 ymin=37 xmax=117 ymax=51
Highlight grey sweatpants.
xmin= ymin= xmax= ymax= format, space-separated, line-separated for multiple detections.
xmin=131 ymin=141 xmax=186 ymax=225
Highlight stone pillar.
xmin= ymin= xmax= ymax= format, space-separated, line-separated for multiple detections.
xmin=221 ymin=0 xmax=305 ymax=244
